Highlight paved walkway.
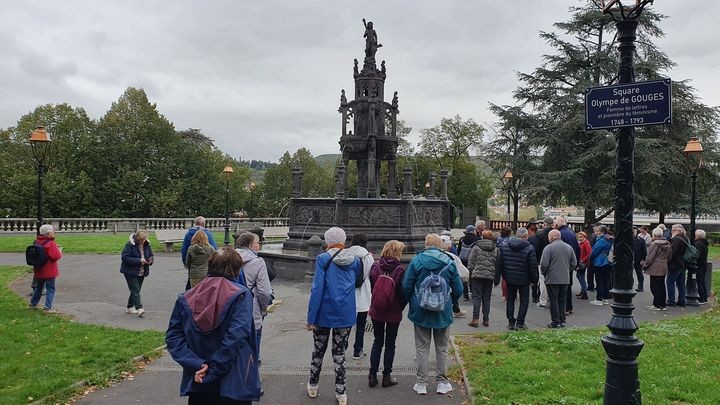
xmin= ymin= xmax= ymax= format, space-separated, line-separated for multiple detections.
xmin=2 ymin=253 xmax=714 ymax=404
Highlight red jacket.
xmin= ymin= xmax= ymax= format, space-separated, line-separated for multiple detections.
xmin=34 ymin=235 xmax=62 ymax=279
xmin=579 ymin=239 xmax=591 ymax=265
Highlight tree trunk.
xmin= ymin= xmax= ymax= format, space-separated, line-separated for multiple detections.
xmin=584 ymin=207 xmax=597 ymax=233
xmin=513 ymin=190 xmax=519 ymax=230
xmin=658 ymin=211 xmax=666 ymax=224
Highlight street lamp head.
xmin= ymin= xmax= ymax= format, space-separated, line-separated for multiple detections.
xmin=503 ymin=171 xmax=513 ymax=181
xmin=223 ymin=165 xmax=234 ymax=178
xmin=683 ymin=137 xmax=704 ymax=172
xmin=29 ymin=126 xmax=52 ymax=164
xmin=249 ymin=181 xmax=256 ymax=191
xmin=594 ymin=0 xmax=653 ymax=20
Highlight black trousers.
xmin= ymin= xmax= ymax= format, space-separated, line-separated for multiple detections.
xmin=188 ymin=392 xmax=251 ymax=405
xmin=506 ymin=283 xmax=530 ymax=326
xmin=650 ymin=275 xmax=666 ymax=308
xmin=546 ymin=284 xmax=567 ymax=326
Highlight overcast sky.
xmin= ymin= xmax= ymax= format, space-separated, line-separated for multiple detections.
xmin=2 ymin=1 xmax=718 ymax=162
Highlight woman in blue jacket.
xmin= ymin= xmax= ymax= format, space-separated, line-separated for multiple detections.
xmin=166 ymin=247 xmax=260 ymax=405
xmin=120 ymin=231 xmax=154 ymax=317
xmin=305 ymin=227 xmax=361 ymax=405
xmin=589 ymin=225 xmax=613 ymax=305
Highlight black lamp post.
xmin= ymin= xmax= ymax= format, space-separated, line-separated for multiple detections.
xmin=223 ymin=165 xmax=234 ymax=246
xmin=29 ymin=126 xmax=52 ymax=236
xmin=596 ymin=1 xmax=652 ymax=403
xmin=503 ymin=170 xmax=513 ymax=228
xmin=683 ymin=136 xmax=703 ymax=306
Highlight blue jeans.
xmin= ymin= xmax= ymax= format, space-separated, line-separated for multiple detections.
xmin=666 ymin=269 xmax=686 ymax=305
xmin=576 ymin=266 xmax=587 ymax=295
xmin=30 ymin=277 xmax=56 ymax=310
xmin=506 ymin=283 xmax=530 ymax=326
xmin=256 ymin=328 xmax=262 ymax=362
xmin=369 ymin=319 xmax=400 ymax=375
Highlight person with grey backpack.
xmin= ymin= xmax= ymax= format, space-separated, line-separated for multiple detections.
xmin=402 ymin=234 xmax=463 ymax=396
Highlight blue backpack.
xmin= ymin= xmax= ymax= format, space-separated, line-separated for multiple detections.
xmin=416 ymin=262 xmax=452 ymax=312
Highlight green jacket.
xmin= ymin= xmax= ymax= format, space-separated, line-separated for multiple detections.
xmin=185 ymin=244 xmax=215 ymax=280
xmin=402 ymin=247 xmax=463 ymax=329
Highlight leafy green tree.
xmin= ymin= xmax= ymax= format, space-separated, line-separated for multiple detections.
xmin=512 ymin=2 xmax=720 ymax=227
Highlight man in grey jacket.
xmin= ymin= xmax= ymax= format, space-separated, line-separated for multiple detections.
xmin=235 ymin=232 xmax=273 ymax=361
xmin=540 ymin=230 xmax=576 ymax=328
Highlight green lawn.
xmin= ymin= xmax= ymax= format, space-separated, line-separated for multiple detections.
xmin=0 ymin=232 xmax=227 ymax=254
xmin=0 ymin=266 xmax=165 ymax=404
xmin=457 ymin=273 xmax=720 ymax=404
xmin=709 ymin=245 xmax=720 ymax=261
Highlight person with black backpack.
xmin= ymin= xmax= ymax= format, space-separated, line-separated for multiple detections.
xmin=28 ymin=224 xmax=63 ymax=312
xmin=402 ymin=233 xmax=463 ymax=396
xmin=367 ymin=240 xmax=406 ymax=388
xmin=457 ymin=224 xmax=480 ymax=301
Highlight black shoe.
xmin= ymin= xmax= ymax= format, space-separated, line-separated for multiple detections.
xmin=547 ymin=322 xmax=560 ymax=329
xmin=587 ymin=288 xmax=595 ymax=292
xmin=559 ymin=323 xmax=567 ymax=328
xmin=635 ymin=289 xmax=644 ymax=292
xmin=508 ymin=322 xmax=516 ymax=330
xmin=382 ymin=374 xmax=398 ymax=387
xmin=463 ymin=296 xmax=470 ymax=301
xmin=515 ymin=324 xmax=528 ymax=331
xmin=666 ymin=301 xmax=676 ymax=307
xmin=369 ymin=373 xmax=378 ymax=387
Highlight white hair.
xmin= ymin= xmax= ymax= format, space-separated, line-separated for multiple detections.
xmin=554 ymin=217 xmax=567 ymax=227
xmin=672 ymin=224 xmax=686 ymax=234
xmin=516 ymin=227 xmax=528 ymax=239
xmin=652 ymin=227 xmax=663 ymax=238
xmin=657 ymin=223 xmax=666 ymax=230
xmin=39 ymin=224 xmax=54 ymax=236
xmin=696 ymin=229 xmax=706 ymax=239
xmin=195 ymin=216 xmax=206 ymax=226
xmin=475 ymin=220 xmax=486 ymax=228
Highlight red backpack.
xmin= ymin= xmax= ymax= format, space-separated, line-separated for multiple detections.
xmin=371 ymin=266 xmax=399 ymax=313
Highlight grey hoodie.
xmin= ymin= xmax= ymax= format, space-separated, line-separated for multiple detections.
xmin=237 ymin=248 xmax=273 ymax=330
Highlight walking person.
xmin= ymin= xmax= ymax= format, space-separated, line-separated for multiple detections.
xmin=496 ymin=227 xmax=538 ymax=330
xmin=694 ymin=229 xmax=709 ymax=304
xmin=306 ymin=227 xmax=361 ymax=405
xmin=540 ymin=230 xmax=576 ymax=328
xmin=166 ymin=247 xmax=261 ymax=404
xmin=643 ymin=227 xmax=670 ymax=310
xmin=575 ymin=232 xmax=591 ymax=300
xmin=467 ymin=230 xmax=499 ymax=328
xmin=402 ymin=233 xmax=463 ymax=396
xmin=589 ymin=225 xmax=613 ymax=306
xmin=28 ymin=224 xmax=63 ymax=313
xmin=632 ymin=227 xmax=647 ymax=292
xmin=367 ymin=240 xmax=406 ymax=388
xmin=666 ymin=224 xmax=689 ymax=307
xmin=120 ymin=230 xmax=154 ymax=317
xmin=235 ymin=232 xmax=273 ymax=366
xmin=347 ymin=233 xmax=374 ymax=360
xmin=181 ymin=216 xmax=218 ymax=289
xmin=185 ymin=229 xmax=215 ymax=288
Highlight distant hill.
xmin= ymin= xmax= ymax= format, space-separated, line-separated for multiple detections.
xmin=314 ymin=154 xmax=341 ymax=166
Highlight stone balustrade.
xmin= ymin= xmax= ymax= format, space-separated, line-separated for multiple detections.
xmin=0 ymin=217 xmax=289 ymax=233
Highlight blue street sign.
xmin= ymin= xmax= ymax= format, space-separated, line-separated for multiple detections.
xmin=585 ymin=79 xmax=672 ymax=130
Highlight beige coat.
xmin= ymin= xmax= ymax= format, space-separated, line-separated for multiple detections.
xmin=643 ymin=239 xmax=670 ymax=276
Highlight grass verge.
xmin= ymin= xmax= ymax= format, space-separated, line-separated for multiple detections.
xmin=457 ymin=273 xmax=720 ymax=404
xmin=0 ymin=266 xmax=165 ymax=404
xmin=0 ymin=232 xmax=225 ymax=254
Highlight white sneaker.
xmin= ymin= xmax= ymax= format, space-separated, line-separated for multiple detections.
xmin=646 ymin=305 xmax=661 ymax=311
xmin=137 ymin=308 xmax=146 ymax=317
xmin=436 ymin=382 xmax=453 ymax=394
xmin=413 ymin=383 xmax=427 ymax=395
xmin=336 ymin=393 xmax=347 ymax=405
xmin=126 ymin=307 xmax=138 ymax=314
xmin=307 ymin=383 xmax=318 ymax=398
xmin=603 ymin=299 xmax=610 ymax=304
xmin=590 ymin=300 xmax=604 ymax=306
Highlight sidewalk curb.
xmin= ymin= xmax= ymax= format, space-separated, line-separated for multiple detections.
xmin=450 ymin=334 xmax=473 ymax=405
xmin=29 ymin=344 xmax=167 ymax=405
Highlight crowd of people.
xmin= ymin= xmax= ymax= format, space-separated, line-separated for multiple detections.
xmin=24 ymin=215 xmax=712 ymax=405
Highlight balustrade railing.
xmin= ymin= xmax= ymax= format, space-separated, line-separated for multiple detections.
xmin=0 ymin=218 xmax=290 ymax=233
